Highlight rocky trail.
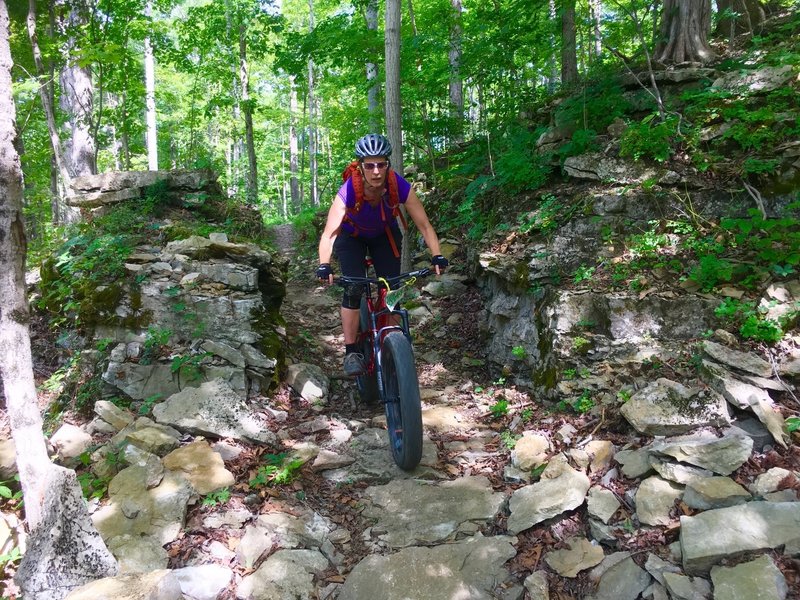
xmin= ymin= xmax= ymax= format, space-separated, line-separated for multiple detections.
xmin=4 ymin=190 xmax=800 ymax=600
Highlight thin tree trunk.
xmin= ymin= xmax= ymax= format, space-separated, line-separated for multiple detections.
xmin=589 ymin=0 xmax=602 ymax=57
xmin=656 ymin=0 xmax=714 ymax=64
xmin=365 ymin=0 xmax=380 ymax=131
xmin=240 ymin=24 xmax=258 ymax=205
xmin=407 ymin=0 xmax=436 ymax=180
xmin=1 ymin=0 xmax=51 ymax=530
xmin=144 ymin=0 xmax=158 ymax=170
xmin=307 ymin=0 xmax=318 ymax=207
xmin=448 ymin=0 xmax=463 ymax=144
xmin=385 ymin=0 xmax=411 ymax=272
xmin=560 ymin=0 xmax=579 ymax=86
xmin=59 ymin=3 xmax=96 ymax=178
xmin=27 ymin=0 xmax=73 ymax=224
xmin=289 ymin=77 xmax=300 ymax=212
xmin=547 ymin=0 xmax=558 ymax=92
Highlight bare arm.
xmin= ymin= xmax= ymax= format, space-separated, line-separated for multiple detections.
xmin=318 ymin=197 xmax=346 ymax=271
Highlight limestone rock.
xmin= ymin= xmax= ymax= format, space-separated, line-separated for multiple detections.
xmin=635 ymin=476 xmax=682 ymax=526
xmin=702 ymin=341 xmax=773 ymax=377
xmin=49 ymin=423 xmax=93 ymax=462
xmin=651 ymin=430 xmax=753 ymax=476
xmin=649 ymin=455 xmax=713 ymax=484
xmin=107 ymin=534 xmax=168 ymax=573
xmin=680 ymin=502 xmax=800 ymax=574
xmin=614 ymin=447 xmax=653 ymax=479
xmin=286 ymin=363 xmax=329 ymax=403
xmin=237 ymin=510 xmax=333 ymax=569
xmin=0 ymin=437 xmax=16 ymax=479
xmin=712 ymin=65 xmax=795 ymax=94
xmin=338 ymin=535 xmax=517 ymax=600
xmin=586 ymin=555 xmax=651 ymax=600
xmin=663 ymin=572 xmax=712 ymax=600
xmin=511 ymin=433 xmax=550 ymax=471
xmin=587 ymin=487 xmax=621 ymax=524
xmin=236 ymin=549 xmax=329 ymax=600
xmin=65 ymin=570 xmax=182 ymax=600
xmin=710 ymin=555 xmax=788 ymax=600
xmin=311 ymin=449 xmax=355 ymax=472
xmin=94 ymin=400 xmax=134 ymax=432
xmin=153 ymin=379 xmax=275 ymax=445
xmin=363 ymin=476 xmax=506 ymax=548
xmin=172 ymin=564 xmax=233 ymax=600
xmin=751 ymin=467 xmax=795 ymax=497
xmin=524 ymin=571 xmax=549 ymax=600
xmin=507 ymin=455 xmax=591 ymax=534
xmin=544 ymin=537 xmax=604 ymax=577
xmin=683 ymin=477 xmax=750 ymax=510
xmin=16 ymin=467 xmax=118 ymax=599
xmin=162 ymin=440 xmax=234 ymax=495
xmin=620 ymin=378 xmax=729 ymax=436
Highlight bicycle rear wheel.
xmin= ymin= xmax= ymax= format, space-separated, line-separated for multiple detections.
xmin=381 ymin=331 xmax=423 ymax=470
xmin=356 ymin=297 xmax=379 ymax=404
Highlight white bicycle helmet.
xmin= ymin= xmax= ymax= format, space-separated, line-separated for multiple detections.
xmin=355 ymin=133 xmax=392 ymax=158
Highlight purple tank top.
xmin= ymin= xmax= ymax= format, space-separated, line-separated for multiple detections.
xmin=338 ymin=172 xmax=412 ymax=238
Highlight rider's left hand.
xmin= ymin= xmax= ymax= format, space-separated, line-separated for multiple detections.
xmin=431 ymin=255 xmax=449 ymax=276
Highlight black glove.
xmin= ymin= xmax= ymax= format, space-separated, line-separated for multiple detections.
xmin=431 ymin=255 xmax=449 ymax=269
xmin=316 ymin=263 xmax=334 ymax=280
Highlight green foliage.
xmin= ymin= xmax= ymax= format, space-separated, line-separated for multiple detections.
xmin=489 ymin=399 xmax=509 ymax=419
xmin=617 ymin=389 xmax=632 ymax=403
xmin=521 ymin=408 xmax=534 ymax=423
xmin=786 ymin=416 xmax=800 ymax=434
xmin=500 ymin=430 xmax=521 ymax=450
xmin=572 ymin=389 xmax=595 ymax=414
xmin=170 ymin=353 xmax=210 ymax=383
xmin=511 ymin=345 xmax=527 ymax=360
xmin=689 ymin=255 xmax=733 ymax=291
xmin=141 ymin=327 xmax=172 ymax=365
xmin=202 ymin=488 xmax=231 ymax=507
xmin=573 ymin=337 xmax=591 ymax=351
xmin=714 ymin=298 xmax=788 ymax=344
xmin=620 ymin=114 xmax=677 ymax=162
xmin=554 ymin=82 xmax=630 ymax=133
xmin=573 ymin=265 xmax=595 ymax=284
xmin=138 ymin=394 xmax=162 ymax=417
xmin=249 ymin=453 xmax=304 ymax=489
xmin=76 ymin=469 xmax=110 ymax=501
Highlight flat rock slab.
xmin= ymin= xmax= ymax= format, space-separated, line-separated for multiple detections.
xmin=680 ymin=501 xmax=800 ymax=574
xmin=236 ymin=549 xmax=329 ymax=600
xmin=338 ymin=535 xmax=517 ymax=600
xmin=162 ymin=440 xmax=234 ymax=495
xmin=65 ymin=570 xmax=182 ymax=600
xmin=153 ymin=379 xmax=275 ymax=445
xmin=587 ymin=555 xmax=652 ymax=600
xmin=651 ymin=430 xmax=753 ymax=476
xmin=363 ymin=476 xmax=506 ymax=548
xmin=507 ymin=455 xmax=591 ymax=534
xmin=710 ymin=555 xmax=788 ymax=600
xmin=703 ymin=341 xmax=773 ymax=378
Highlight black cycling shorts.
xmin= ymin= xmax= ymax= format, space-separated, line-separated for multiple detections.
xmin=334 ymin=226 xmax=403 ymax=308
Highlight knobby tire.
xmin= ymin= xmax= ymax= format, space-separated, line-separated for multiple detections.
xmin=382 ymin=331 xmax=423 ymax=471
xmin=356 ymin=297 xmax=379 ymax=404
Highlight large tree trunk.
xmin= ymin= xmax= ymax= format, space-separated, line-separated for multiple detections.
xmin=144 ymin=0 xmax=158 ymax=170
xmin=307 ymin=0 xmax=318 ymax=207
xmin=656 ymin=0 xmax=715 ymax=64
xmin=240 ymin=24 xmax=258 ymax=205
xmin=407 ymin=0 xmax=436 ymax=178
xmin=385 ymin=0 xmax=411 ymax=272
xmin=27 ymin=0 xmax=74 ymax=225
xmin=589 ymin=0 xmax=602 ymax=57
xmin=59 ymin=2 xmax=96 ymax=178
xmin=560 ymin=0 xmax=578 ymax=86
xmin=546 ymin=0 xmax=558 ymax=92
xmin=1 ymin=0 xmax=50 ymax=528
xmin=448 ymin=0 xmax=464 ymax=144
xmin=289 ymin=77 xmax=300 ymax=212
xmin=365 ymin=0 xmax=380 ymax=132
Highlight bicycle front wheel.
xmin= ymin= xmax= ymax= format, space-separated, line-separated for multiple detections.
xmin=356 ymin=297 xmax=379 ymax=405
xmin=381 ymin=331 xmax=423 ymax=470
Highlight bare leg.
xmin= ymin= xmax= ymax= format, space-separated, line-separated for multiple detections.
xmin=342 ymin=307 xmax=359 ymax=344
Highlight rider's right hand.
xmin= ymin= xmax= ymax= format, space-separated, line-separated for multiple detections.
xmin=316 ymin=263 xmax=334 ymax=282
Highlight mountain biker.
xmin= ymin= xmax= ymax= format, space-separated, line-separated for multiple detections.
xmin=316 ymin=133 xmax=449 ymax=376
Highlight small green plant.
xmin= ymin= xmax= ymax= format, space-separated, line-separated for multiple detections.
xmin=573 ymin=265 xmax=595 ymax=284
xmin=170 ymin=353 xmax=209 ymax=383
xmin=563 ymin=368 xmax=577 ymax=380
xmin=511 ymin=345 xmax=527 ymax=360
xmin=617 ymin=389 xmax=632 ymax=403
xmin=138 ymin=394 xmax=162 ymax=416
xmin=689 ymin=255 xmax=733 ymax=291
xmin=530 ymin=463 xmax=548 ymax=480
xmin=489 ymin=399 xmax=509 ymax=419
xmin=521 ymin=408 xmax=534 ymax=423
xmin=95 ymin=337 xmax=114 ymax=352
xmin=500 ymin=430 xmax=521 ymax=450
xmin=0 ymin=476 xmax=22 ymax=507
xmin=141 ymin=326 xmax=172 ymax=365
xmin=619 ymin=113 xmax=677 ymax=162
xmin=786 ymin=416 xmax=800 ymax=434
xmin=572 ymin=389 xmax=595 ymax=414
xmin=573 ymin=337 xmax=591 ymax=351
xmin=249 ymin=453 xmax=305 ymax=489
xmin=202 ymin=488 xmax=231 ymax=507
xmin=576 ymin=319 xmax=595 ymax=329
xmin=76 ymin=470 xmax=110 ymax=500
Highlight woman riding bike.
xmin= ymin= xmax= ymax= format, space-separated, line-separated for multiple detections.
xmin=316 ymin=133 xmax=449 ymax=375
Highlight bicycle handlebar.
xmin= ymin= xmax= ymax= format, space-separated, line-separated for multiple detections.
xmin=334 ymin=267 xmax=432 ymax=288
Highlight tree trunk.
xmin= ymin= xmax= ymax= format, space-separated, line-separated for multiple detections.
xmin=715 ymin=0 xmax=765 ymax=37
xmin=448 ymin=0 xmax=464 ymax=144
xmin=560 ymin=0 xmax=578 ymax=86
xmin=385 ymin=0 xmax=411 ymax=272
xmin=656 ymin=0 xmax=714 ymax=64
xmin=240 ymin=24 xmax=258 ymax=205
xmin=547 ymin=0 xmax=558 ymax=92
xmin=1 ymin=0 xmax=55 ymax=530
xmin=289 ymin=77 xmax=300 ymax=212
xmin=307 ymin=0 xmax=318 ymax=207
xmin=365 ymin=0 xmax=380 ymax=132
xmin=407 ymin=0 xmax=435 ymax=177
xmin=59 ymin=3 xmax=96 ymax=178
xmin=589 ymin=0 xmax=602 ymax=57
xmin=27 ymin=0 xmax=73 ymax=224
xmin=144 ymin=0 xmax=158 ymax=170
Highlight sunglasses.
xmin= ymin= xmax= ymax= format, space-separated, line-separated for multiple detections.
xmin=362 ymin=161 xmax=389 ymax=171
